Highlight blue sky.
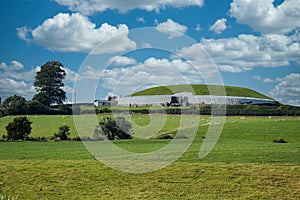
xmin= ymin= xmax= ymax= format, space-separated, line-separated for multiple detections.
xmin=0 ymin=0 xmax=299 ymax=105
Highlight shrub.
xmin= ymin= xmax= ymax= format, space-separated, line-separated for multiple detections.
xmin=5 ymin=116 xmax=32 ymax=140
xmin=94 ymin=116 xmax=132 ymax=140
xmin=58 ymin=105 xmax=72 ymax=115
xmin=159 ymin=133 xmax=174 ymax=139
xmin=53 ymin=125 xmax=70 ymax=140
xmin=26 ymin=100 xmax=49 ymax=115
xmin=273 ymin=139 xmax=287 ymax=143
xmin=1 ymin=134 xmax=6 ymax=141
xmin=2 ymin=95 xmax=27 ymax=116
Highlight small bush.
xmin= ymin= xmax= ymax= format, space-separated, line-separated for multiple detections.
xmin=53 ymin=125 xmax=70 ymax=140
xmin=72 ymin=136 xmax=94 ymax=141
xmin=5 ymin=116 xmax=32 ymax=140
xmin=94 ymin=116 xmax=132 ymax=140
xmin=1 ymin=134 xmax=7 ymax=141
xmin=273 ymin=139 xmax=287 ymax=143
xmin=58 ymin=105 xmax=72 ymax=115
xmin=159 ymin=134 xmax=174 ymax=139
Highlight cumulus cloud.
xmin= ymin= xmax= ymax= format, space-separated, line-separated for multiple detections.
xmin=0 ymin=61 xmax=37 ymax=100
xmin=196 ymin=33 xmax=300 ymax=72
xmin=209 ymin=18 xmax=227 ymax=34
xmin=263 ymin=78 xmax=274 ymax=83
xmin=136 ymin=17 xmax=145 ymax=23
xmin=195 ymin=24 xmax=201 ymax=31
xmin=17 ymin=13 xmax=136 ymax=54
xmin=107 ymin=56 xmax=138 ymax=67
xmin=77 ymin=57 xmax=207 ymax=96
xmin=107 ymin=57 xmax=202 ymax=95
xmin=0 ymin=60 xmax=24 ymax=71
xmin=269 ymin=73 xmax=300 ymax=106
xmin=16 ymin=26 xmax=32 ymax=42
xmin=155 ymin=19 xmax=188 ymax=39
xmin=55 ymin=0 xmax=204 ymax=15
xmin=64 ymin=67 xmax=80 ymax=83
xmin=141 ymin=42 xmax=152 ymax=48
xmin=177 ymin=43 xmax=221 ymax=80
xmin=0 ymin=61 xmax=38 ymax=82
xmin=0 ymin=78 xmax=35 ymax=101
xmin=230 ymin=0 xmax=300 ymax=34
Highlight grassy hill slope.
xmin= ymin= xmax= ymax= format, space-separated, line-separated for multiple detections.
xmin=131 ymin=84 xmax=272 ymax=99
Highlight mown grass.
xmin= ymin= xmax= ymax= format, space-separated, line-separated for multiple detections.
xmin=0 ymin=115 xmax=299 ymax=199
xmin=0 ymin=161 xmax=299 ymax=199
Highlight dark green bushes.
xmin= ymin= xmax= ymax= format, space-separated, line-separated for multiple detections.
xmin=53 ymin=125 xmax=71 ymax=141
xmin=94 ymin=116 xmax=133 ymax=140
xmin=5 ymin=116 xmax=32 ymax=140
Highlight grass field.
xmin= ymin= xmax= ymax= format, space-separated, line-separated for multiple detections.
xmin=0 ymin=115 xmax=299 ymax=199
xmin=131 ymin=84 xmax=272 ymax=99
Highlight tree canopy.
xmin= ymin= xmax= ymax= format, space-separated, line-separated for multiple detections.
xmin=94 ymin=116 xmax=133 ymax=140
xmin=33 ymin=61 xmax=67 ymax=106
xmin=1 ymin=95 xmax=27 ymax=115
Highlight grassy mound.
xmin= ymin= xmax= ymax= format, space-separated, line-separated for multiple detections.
xmin=131 ymin=84 xmax=272 ymax=99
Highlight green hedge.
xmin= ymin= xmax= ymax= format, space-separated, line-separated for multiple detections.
xmin=91 ymin=104 xmax=300 ymax=116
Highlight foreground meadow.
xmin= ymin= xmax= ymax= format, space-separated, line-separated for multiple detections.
xmin=0 ymin=115 xmax=299 ymax=199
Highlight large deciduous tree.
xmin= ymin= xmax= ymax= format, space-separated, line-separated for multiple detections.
xmin=33 ymin=61 xmax=67 ymax=106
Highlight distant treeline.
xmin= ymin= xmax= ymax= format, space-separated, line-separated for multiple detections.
xmin=0 ymin=102 xmax=76 ymax=117
xmin=2 ymin=104 xmax=300 ymax=117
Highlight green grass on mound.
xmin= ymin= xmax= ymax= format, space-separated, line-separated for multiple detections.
xmin=131 ymin=84 xmax=272 ymax=99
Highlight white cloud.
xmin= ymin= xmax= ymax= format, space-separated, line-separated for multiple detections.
xmin=263 ymin=78 xmax=274 ymax=83
xmin=78 ymin=65 xmax=106 ymax=80
xmin=136 ymin=17 xmax=145 ymax=23
xmin=64 ymin=67 xmax=80 ymax=83
xmin=195 ymin=24 xmax=201 ymax=31
xmin=269 ymin=73 xmax=300 ymax=106
xmin=0 ymin=60 xmax=24 ymax=71
xmin=55 ymin=0 xmax=204 ymax=15
xmin=218 ymin=65 xmax=242 ymax=73
xmin=109 ymin=58 xmax=200 ymax=95
xmin=0 ymin=78 xmax=35 ymax=101
xmin=209 ymin=18 xmax=227 ymax=34
xmin=16 ymin=26 xmax=32 ymax=42
xmin=253 ymin=76 xmax=280 ymax=83
xmin=0 ymin=61 xmax=37 ymax=82
xmin=0 ymin=61 xmax=36 ymax=100
xmin=230 ymin=0 xmax=300 ymax=34
xmin=141 ymin=42 xmax=152 ymax=48
xmin=253 ymin=75 xmax=261 ymax=81
xmin=197 ymin=33 xmax=300 ymax=72
xmin=177 ymin=43 xmax=220 ymax=79
xmin=17 ymin=13 xmax=136 ymax=54
xmin=77 ymin=57 xmax=206 ymax=96
xmin=155 ymin=19 xmax=187 ymax=39
xmin=107 ymin=56 xmax=137 ymax=67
